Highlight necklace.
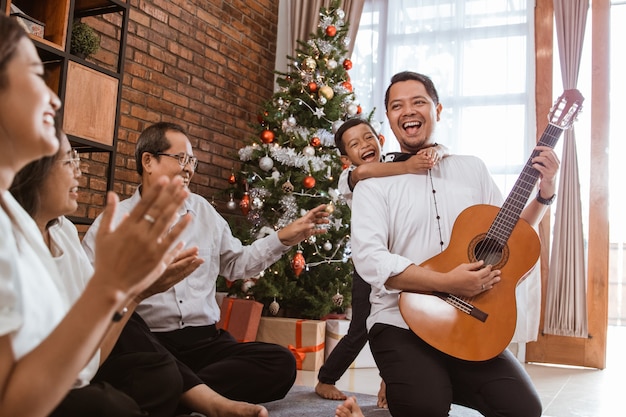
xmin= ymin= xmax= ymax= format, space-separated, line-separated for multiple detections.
xmin=428 ymin=169 xmax=445 ymax=252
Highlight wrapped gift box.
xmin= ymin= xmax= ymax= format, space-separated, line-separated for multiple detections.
xmin=325 ymin=319 xmax=377 ymax=368
xmin=256 ymin=317 xmax=325 ymax=371
xmin=217 ymin=298 xmax=263 ymax=342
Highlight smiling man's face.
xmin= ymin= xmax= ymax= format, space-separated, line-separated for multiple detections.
xmin=386 ymin=79 xmax=442 ymax=154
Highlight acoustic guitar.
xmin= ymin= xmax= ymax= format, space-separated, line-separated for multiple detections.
xmin=398 ymin=89 xmax=584 ymax=361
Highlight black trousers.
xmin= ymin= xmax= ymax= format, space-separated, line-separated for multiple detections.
xmin=50 ymin=332 xmax=183 ymax=417
xmin=154 ymin=323 xmax=297 ymax=404
xmin=368 ymin=323 xmax=542 ymax=417
xmin=49 ymin=381 xmax=147 ymax=417
xmin=317 ymin=271 xmax=371 ymax=384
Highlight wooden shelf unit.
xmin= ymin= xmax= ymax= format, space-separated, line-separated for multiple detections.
xmin=3 ymin=0 xmax=129 ymax=224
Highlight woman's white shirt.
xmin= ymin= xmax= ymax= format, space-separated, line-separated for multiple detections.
xmin=0 ymin=191 xmax=68 ymax=360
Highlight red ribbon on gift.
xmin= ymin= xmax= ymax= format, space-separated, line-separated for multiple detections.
xmin=287 ymin=319 xmax=325 ymax=370
xmin=221 ymin=298 xmax=235 ymax=331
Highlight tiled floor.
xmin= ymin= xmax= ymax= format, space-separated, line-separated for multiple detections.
xmin=295 ymin=326 xmax=626 ymax=417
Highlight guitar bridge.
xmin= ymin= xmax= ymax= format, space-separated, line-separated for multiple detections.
xmin=433 ymin=292 xmax=488 ymax=322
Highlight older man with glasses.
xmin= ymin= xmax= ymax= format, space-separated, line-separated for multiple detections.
xmin=82 ymin=121 xmax=331 ymax=411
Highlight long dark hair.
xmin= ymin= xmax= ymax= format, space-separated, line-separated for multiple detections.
xmin=0 ymin=14 xmax=27 ymax=90
xmin=10 ymin=122 xmax=64 ymax=229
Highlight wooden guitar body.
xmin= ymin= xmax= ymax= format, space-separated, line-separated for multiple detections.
xmin=398 ymin=204 xmax=540 ymax=361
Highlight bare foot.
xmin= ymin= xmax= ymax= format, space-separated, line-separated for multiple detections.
xmin=377 ymin=380 xmax=387 ymax=408
xmin=335 ymin=396 xmax=364 ymax=417
xmin=316 ymin=381 xmax=347 ymax=400
xmin=181 ymin=384 xmax=268 ymax=417
xmin=215 ymin=400 xmax=268 ymax=417
xmin=205 ymin=399 xmax=268 ymax=417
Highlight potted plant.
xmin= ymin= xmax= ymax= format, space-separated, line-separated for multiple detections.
xmin=70 ymin=20 xmax=100 ymax=59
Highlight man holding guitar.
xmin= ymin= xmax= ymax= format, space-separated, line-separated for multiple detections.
xmin=351 ymin=71 xmax=565 ymax=417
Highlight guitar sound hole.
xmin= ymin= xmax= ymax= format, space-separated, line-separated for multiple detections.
xmin=472 ymin=237 xmax=507 ymax=268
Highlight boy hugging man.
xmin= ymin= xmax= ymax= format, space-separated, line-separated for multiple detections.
xmin=316 ymin=117 xmax=447 ymax=405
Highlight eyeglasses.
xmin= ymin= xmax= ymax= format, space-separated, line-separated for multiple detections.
xmin=156 ymin=152 xmax=198 ymax=170
xmin=58 ymin=149 xmax=81 ymax=172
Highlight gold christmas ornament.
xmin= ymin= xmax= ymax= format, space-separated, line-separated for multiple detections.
xmin=282 ymin=180 xmax=294 ymax=193
xmin=319 ymin=85 xmax=334 ymax=100
xmin=332 ymin=291 xmax=344 ymax=307
xmin=304 ymin=57 xmax=316 ymax=70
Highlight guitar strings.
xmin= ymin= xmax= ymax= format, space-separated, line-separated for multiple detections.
xmin=474 ymin=123 xmax=564 ymax=264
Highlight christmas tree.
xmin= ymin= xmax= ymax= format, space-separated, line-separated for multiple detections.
xmin=221 ymin=0 xmax=369 ymax=319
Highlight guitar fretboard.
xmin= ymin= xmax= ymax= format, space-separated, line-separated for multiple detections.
xmin=486 ymin=124 xmax=564 ymax=245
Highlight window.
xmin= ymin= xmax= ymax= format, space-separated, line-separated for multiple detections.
xmin=351 ymin=0 xmax=535 ymax=193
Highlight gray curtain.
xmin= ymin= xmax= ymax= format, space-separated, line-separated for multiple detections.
xmin=287 ymin=0 xmax=364 ymax=57
xmin=543 ymin=0 xmax=589 ymax=337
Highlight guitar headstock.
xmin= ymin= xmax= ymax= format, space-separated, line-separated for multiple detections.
xmin=548 ymin=89 xmax=584 ymax=129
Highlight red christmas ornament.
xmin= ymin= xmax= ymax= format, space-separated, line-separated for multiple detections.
xmin=260 ymin=129 xmax=275 ymax=144
xmin=325 ymin=25 xmax=337 ymax=37
xmin=311 ymin=137 xmax=321 ymax=147
xmin=303 ymin=175 xmax=316 ymax=189
xmin=342 ymin=81 xmax=353 ymax=92
xmin=228 ymin=172 xmax=236 ymax=184
xmin=291 ymin=250 xmax=305 ymax=277
xmin=343 ymin=59 xmax=352 ymax=70
xmin=240 ymin=192 xmax=250 ymax=215
xmin=357 ymin=105 xmax=362 ymax=114
xmin=308 ymin=82 xmax=318 ymax=93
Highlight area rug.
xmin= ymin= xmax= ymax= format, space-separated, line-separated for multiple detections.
xmin=261 ymin=385 xmax=484 ymax=417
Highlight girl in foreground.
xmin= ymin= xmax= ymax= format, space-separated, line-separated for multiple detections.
xmin=0 ymin=14 xmax=190 ymax=417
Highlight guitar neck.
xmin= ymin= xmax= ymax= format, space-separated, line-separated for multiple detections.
xmin=487 ymin=124 xmax=564 ymax=245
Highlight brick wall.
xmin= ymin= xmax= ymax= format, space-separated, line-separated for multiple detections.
xmin=79 ymin=0 xmax=278 ymax=219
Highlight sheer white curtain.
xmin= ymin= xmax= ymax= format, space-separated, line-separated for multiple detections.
xmin=351 ymin=0 xmax=541 ymax=344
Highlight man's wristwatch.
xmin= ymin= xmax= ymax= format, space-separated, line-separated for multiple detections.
xmin=536 ymin=190 xmax=556 ymax=205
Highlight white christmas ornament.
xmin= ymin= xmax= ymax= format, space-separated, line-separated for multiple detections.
xmin=252 ymin=197 xmax=263 ymax=210
xmin=332 ymin=120 xmax=344 ymax=134
xmin=303 ymin=145 xmax=315 ymax=157
xmin=323 ymin=241 xmax=333 ymax=251
xmin=287 ymin=116 xmax=297 ymax=126
xmin=313 ymin=107 xmax=325 ymax=119
xmin=269 ymin=298 xmax=280 ymax=315
xmin=327 ymin=59 xmax=337 ymax=69
xmin=259 ymin=156 xmax=274 ymax=171
xmin=271 ymin=169 xmax=280 ymax=184
xmin=346 ymin=103 xmax=358 ymax=116
xmin=241 ymin=279 xmax=255 ymax=292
